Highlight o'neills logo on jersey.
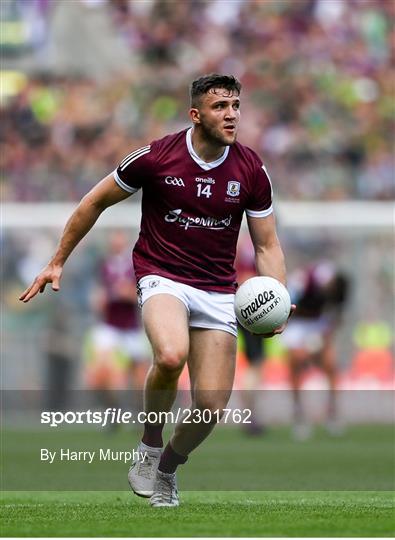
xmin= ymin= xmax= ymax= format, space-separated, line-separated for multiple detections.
xmin=165 ymin=209 xmax=232 ymax=231
xmin=195 ymin=177 xmax=215 ymax=184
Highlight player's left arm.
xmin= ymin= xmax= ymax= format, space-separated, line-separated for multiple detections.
xmin=247 ymin=213 xmax=286 ymax=285
xmin=247 ymin=213 xmax=296 ymax=334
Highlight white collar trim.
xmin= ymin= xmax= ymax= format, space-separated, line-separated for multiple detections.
xmin=186 ymin=127 xmax=229 ymax=171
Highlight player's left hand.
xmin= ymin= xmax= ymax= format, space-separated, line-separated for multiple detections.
xmin=261 ymin=303 xmax=296 ymax=338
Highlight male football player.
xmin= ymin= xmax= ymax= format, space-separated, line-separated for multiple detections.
xmin=20 ymin=74 xmax=294 ymax=507
xmin=282 ymin=261 xmax=349 ymax=439
xmin=85 ymin=230 xmax=149 ymax=409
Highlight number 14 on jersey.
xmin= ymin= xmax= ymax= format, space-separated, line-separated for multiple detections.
xmin=197 ymin=184 xmax=212 ymax=198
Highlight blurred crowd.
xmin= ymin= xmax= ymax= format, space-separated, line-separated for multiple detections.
xmin=1 ymin=0 xmax=394 ymax=202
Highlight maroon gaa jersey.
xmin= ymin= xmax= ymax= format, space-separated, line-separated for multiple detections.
xmin=100 ymin=253 xmax=139 ymax=330
xmin=114 ymin=128 xmax=273 ymax=293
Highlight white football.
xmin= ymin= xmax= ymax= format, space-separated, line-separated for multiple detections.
xmin=235 ymin=276 xmax=291 ymax=334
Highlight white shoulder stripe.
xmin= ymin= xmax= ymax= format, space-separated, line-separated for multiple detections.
xmin=120 ymin=148 xmax=151 ymax=171
xmin=113 ymin=169 xmax=140 ymax=194
xmin=120 ymin=145 xmax=151 ymax=168
xmin=245 ymin=206 xmax=273 ymax=218
xmin=262 ymin=164 xmax=273 ymax=197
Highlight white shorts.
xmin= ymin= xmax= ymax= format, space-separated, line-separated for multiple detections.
xmin=138 ymin=275 xmax=237 ymax=337
xmin=90 ymin=323 xmax=150 ymax=362
xmin=280 ymin=317 xmax=330 ymax=354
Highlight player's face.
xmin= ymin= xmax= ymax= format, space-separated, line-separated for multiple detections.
xmin=193 ymin=88 xmax=240 ymax=146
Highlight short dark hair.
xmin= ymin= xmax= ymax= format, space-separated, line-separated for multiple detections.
xmin=190 ymin=74 xmax=242 ymax=107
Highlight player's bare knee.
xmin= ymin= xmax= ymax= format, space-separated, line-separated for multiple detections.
xmin=154 ymin=345 xmax=186 ymax=375
xmin=193 ymin=394 xmax=231 ymax=421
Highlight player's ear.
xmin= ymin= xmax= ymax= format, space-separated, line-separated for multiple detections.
xmin=189 ymin=108 xmax=201 ymax=125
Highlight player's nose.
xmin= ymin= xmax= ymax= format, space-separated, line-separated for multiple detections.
xmin=224 ymin=105 xmax=236 ymax=119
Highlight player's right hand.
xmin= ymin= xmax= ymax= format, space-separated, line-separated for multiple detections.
xmin=260 ymin=303 xmax=296 ymax=338
xmin=19 ymin=262 xmax=63 ymax=303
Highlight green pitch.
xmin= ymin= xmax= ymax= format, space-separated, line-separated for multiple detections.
xmin=1 ymin=425 xmax=394 ymax=536
xmin=1 ymin=490 xmax=393 ymax=537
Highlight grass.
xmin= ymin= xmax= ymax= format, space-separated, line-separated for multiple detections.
xmin=1 ymin=425 xmax=394 ymax=536
xmin=1 ymin=490 xmax=394 ymax=537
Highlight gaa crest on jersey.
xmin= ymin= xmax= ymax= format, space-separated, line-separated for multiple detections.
xmin=226 ymin=181 xmax=240 ymax=197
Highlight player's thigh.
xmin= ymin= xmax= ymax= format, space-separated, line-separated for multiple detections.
xmin=142 ymin=294 xmax=190 ymax=365
xmin=188 ymin=328 xmax=237 ymax=400
xmin=320 ymin=341 xmax=336 ymax=373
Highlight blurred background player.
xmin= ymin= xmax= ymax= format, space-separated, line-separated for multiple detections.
xmin=85 ymin=231 xmax=150 ymax=414
xmin=235 ymin=233 xmax=266 ymax=435
xmin=282 ymin=260 xmax=350 ymax=439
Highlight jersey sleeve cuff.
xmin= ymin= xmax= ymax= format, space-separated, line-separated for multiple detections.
xmin=245 ymin=206 xmax=273 ymax=218
xmin=113 ymin=169 xmax=140 ymax=194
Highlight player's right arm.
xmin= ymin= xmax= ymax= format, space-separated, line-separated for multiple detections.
xmin=19 ymin=174 xmax=131 ymax=303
